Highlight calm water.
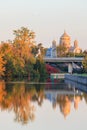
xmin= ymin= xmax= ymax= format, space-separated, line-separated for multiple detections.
xmin=0 ymin=80 xmax=87 ymax=130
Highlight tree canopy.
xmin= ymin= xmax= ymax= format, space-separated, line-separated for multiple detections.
xmin=0 ymin=27 xmax=47 ymax=80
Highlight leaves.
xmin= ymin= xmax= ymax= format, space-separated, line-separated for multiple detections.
xmin=0 ymin=27 xmax=46 ymax=80
xmin=57 ymin=45 xmax=67 ymax=57
xmin=82 ymin=55 xmax=87 ymax=72
xmin=0 ymin=52 xmax=6 ymax=77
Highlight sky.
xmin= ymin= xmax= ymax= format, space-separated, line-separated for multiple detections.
xmin=0 ymin=0 xmax=87 ymax=50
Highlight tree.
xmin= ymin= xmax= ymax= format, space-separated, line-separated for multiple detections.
xmin=66 ymin=52 xmax=74 ymax=57
xmin=13 ymin=27 xmax=35 ymax=62
xmin=0 ymin=27 xmax=47 ymax=80
xmin=13 ymin=27 xmax=36 ymax=77
xmin=0 ymin=42 xmax=15 ymax=78
xmin=32 ymin=43 xmax=45 ymax=58
xmin=57 ymin=45 xmax=67 ymax=57
xmin=0 ymin=53 xmax=6 ymax=77
xmin=82 ymin=55 xmax=87 ymax=72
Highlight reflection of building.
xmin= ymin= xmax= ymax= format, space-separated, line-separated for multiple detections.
xmin=60 ymin=96 xmax=71 ymax=118
xmin=74 ymin=96 xmax=81 ymax=110
xmin=45 ymin=89 xmax=82 ymax=118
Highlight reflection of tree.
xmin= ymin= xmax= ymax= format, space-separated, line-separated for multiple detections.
xmin=0 ymin=80 xmax=87 ymax=122
xmin=11 ymin=84 xmax=36 ymax=124
xmin=83 ymin=93 xmax=87 ymax=104
xmin=33 ymin=84 xmax=45 ymax=106
xmin=0 ymin=82 xmax=36 ymax=124
xmin=0 ymin=81 xmax=46 ymax=124
xmin=37 ymin=88 xmax=45 ymax=106
xmin=0 ymin=80 xmax=6 ymax=107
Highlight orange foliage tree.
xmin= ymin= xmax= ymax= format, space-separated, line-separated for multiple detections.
xmin=0 ymin=51 xmax=6 ymax=77
xmin=0 ymin=27 xmax=47 ymax=80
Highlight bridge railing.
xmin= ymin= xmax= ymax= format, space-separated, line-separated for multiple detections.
xmin=43 ymin=57 xmax=84 ymax=62
xmin=50 ymin=73 xmax=65 ymax=79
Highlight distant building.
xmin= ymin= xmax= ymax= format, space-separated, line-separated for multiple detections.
xmin=51 ymin=40 xmax=57 ymax=57
xmin=45 ymin=47 xmax=52 ymax=57
xmin=59 ymin=31 xmax=71 ymax=51
xmin=70 ymin=40 xmax=82 ymax=54
xmin=59 ymin=31 xmax=82 ymax=54
xmin=45 ymin=40 xmax=57 ymax=58
xmin=45 ymin=31 xmax=82 ymax=58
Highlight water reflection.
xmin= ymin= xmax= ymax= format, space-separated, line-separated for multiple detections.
xmin=45 ymin=89 xmax=83 ymax=118
xmin=0 ymin=80 xmax=87 ymax=124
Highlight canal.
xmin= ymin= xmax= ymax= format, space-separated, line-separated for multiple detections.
xmin=0 ymin=79 xmax=87 ymax=130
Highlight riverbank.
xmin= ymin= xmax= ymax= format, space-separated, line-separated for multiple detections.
xmin=65 ymin=74 xmax=87 ymax=85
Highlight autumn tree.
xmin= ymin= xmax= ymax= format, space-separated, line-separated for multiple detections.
xmin=0 ymin=42 xmax=15 ymax=78
xmin=13 ymin=27 xmax=36 ymax=62
xmin=0 ymin=53 xmax=6 ymax=77
xmin=0 ymin=27 xmax=47 ymax=80
xmin=13 ymin=27 xmax=36 ymax=78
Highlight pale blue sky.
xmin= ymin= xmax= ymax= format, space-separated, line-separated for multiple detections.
xmin=0 ymin=0 xmax=87 ymax=50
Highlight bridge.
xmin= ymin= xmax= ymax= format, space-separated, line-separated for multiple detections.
xmin=43 ymin=57 xmax=84 ymax=62
xmin=43 ymin=57 xmax=84 ymax=74
xmin=50 ymin=73 xmax=65 ymax=79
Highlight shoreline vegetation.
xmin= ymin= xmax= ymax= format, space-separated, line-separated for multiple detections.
xmin=0 ymin=26 xmax=87 ymax=81
xmin=5 ymin=81 xmax=64 ymax=84
xmin=0 ymin=27 xmax=48 ymax=81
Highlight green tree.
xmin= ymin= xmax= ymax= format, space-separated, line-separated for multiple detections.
xmin=57 ymin=45 xmax=67 ymax=57
xmin=82 ymin=55 xmax=87 ymax=72
xmin=37 ymin=43 xmax=45 ymax=57
xmin=34 ymin=56 xmax=47 ymax=81
xmin=66 ymin=52 xmax=74 ymax=57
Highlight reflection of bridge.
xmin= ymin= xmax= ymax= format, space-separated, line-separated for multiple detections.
xmin=45 ymin=89 xmax=82 ymax=103
xmin=45 ymin=89 xmax=82 ymax=96
xmin=43 ymin=57 xmax=84 ymax=73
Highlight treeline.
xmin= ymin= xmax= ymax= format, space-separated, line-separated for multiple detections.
xmin=0 ymin=27 xmax=47 ymax=81
xmin=0 ymin=26 xmax=87 ymax=80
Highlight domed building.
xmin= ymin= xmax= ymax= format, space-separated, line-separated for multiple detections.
xmin=59 ymin=31 xmax=82 ymax=54
xmin=69 ymin=40 xmax=82 ymax=54
xmin=59 ymin=31 xmax=71 ymax=50
xmin=45 ymin=31 xmax=82 ymax=58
